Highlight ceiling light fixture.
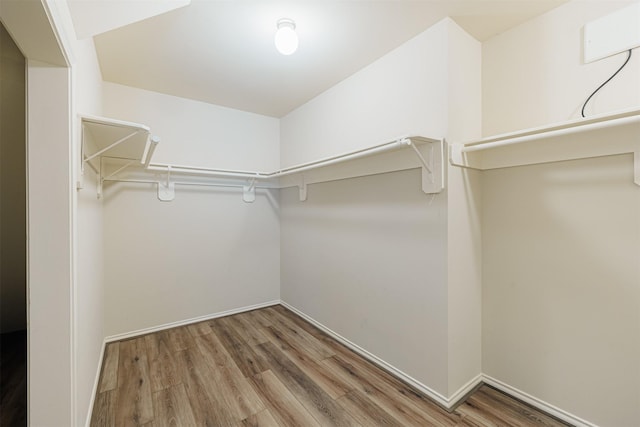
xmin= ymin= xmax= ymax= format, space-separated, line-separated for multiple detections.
xmin=275 ymin=18 xmax=298 ymax=55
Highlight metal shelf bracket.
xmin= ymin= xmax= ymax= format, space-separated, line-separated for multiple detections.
xmin=407 ymin=138 xmax=444 ymax=194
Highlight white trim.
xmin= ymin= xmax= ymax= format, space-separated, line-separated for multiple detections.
xmin=448 ymin=373 xmax=484 ymax=406
xmin=481 ymin=375 xmax=599 ymax=427
xmin=104 ymin=300 xmax=280 ymax=343
xmin=84 ymin=340 xmax=106 ymax=427
xmin=280 ymin=301 xmax=482 ymax=410
xmin=40 ymin=0 xmax=73 ymax=67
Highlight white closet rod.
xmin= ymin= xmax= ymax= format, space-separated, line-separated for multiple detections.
xmin=146 ymin=164 xmax=266 ymax=179
xmin=102 ymin=178 xmax=274 ymax=190
xmin=269 ymin=138 xmax=411 ymax=178
xmin=145 ymin=137 xmax=412 ymax=180
xmin=461 ymin=114 xmax=640 ymax=153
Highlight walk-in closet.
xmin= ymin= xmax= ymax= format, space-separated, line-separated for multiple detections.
xmin=1 ymin=1 xmax=638 ymax=426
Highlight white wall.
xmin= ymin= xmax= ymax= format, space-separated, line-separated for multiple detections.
xmin=444 ymin=21 xmax=483 ymax=396
xmin=101 ymin=85 xmax=281 ymax=337
xmin=483 ymin=0 xmax=640 ymax=136
xmin=483 ymin=156 xmax=639 ymax=426
xmin=280 ymin=19 xmax=483 ymax=401
xmin=103 ymin=82 xmax=280 ymax=171
xmin=42 ymin=2 xmax=109 ymax=425
xmin=27 ymin=60 xmax=74 ymax=427
xmin=281 ymin=169 xmax=449 ymax=393
xmin=0 ymin=23 xmax=26 ymax=334
xmin=102 ymin=184 xmax=280 ymax=336
xmin=280 ymin=19 xmax=449 ymax=167
xmin=482 ymin=1 xmax=640 ymax=426
xmin=280 ymin=20 xmax=452 ymax=396
xmin=72 ymin=38 xmax=105 ymax=427
xmin=75 ymin=164 xmax=105 ymax=427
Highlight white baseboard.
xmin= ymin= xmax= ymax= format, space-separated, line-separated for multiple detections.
xmin=448 ymin=373 xmax=484 ymax=406
xmin=104 ymin=300 xmax=280 ymax=343
xmin=84 ymin=340 xmax=106 ymax=427
xmin=280 ymin=300 xmax=482 ymax=410
xmin=481 ymin=375 xmax=599 ymax=427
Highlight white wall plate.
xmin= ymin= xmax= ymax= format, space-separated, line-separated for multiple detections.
xmin=584 ymin=2 xmax=640 ymax=63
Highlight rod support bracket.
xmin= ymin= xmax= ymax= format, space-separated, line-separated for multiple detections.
xmin=159 ymin=166 xmax=175 ymax=201
xmin=158 ymin=181 xmax=175 ymax=201
xmin=243 ymin=179 xmax=256 ymax=203
xmin=298 ymin=175 xmax=307 ymax=201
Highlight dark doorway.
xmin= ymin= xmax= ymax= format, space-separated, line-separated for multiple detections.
xmin=0 ymin=21 xmax=27 ymax=427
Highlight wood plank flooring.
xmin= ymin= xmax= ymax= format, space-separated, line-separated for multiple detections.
xmin=91 ymin=306 xmax=571 ymax=426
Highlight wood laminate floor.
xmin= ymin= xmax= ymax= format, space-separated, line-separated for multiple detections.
xmin=0 ymin=330 xmax=27 ymax=427
xmin=91 ymin=305 xmax=570 ymax=426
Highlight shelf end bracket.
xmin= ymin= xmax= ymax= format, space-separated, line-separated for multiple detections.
xmin=410 ymin=138 xmax=444 ymax=194
xmin=450 ymin=143 xmax=465 ymax=168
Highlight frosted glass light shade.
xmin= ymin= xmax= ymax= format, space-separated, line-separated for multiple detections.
xmin=275 ymin=18 xmax=298 ymax=55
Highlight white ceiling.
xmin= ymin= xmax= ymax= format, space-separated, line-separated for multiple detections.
xmin=70 ymin=0 xmax=568 ymax=118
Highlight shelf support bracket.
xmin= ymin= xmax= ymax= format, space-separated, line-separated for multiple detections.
xmin=158 ymin=166 xmax=175 ymax=201
xmin=409 ymin=138 xmax=444 ymax=194
xmin=83 ymin=130 xmax=141 ymax=164
xmin=243 ymin=177 xmax=257 ymax=203
xmin=298 ymin=175 xmax=307 ymax=201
